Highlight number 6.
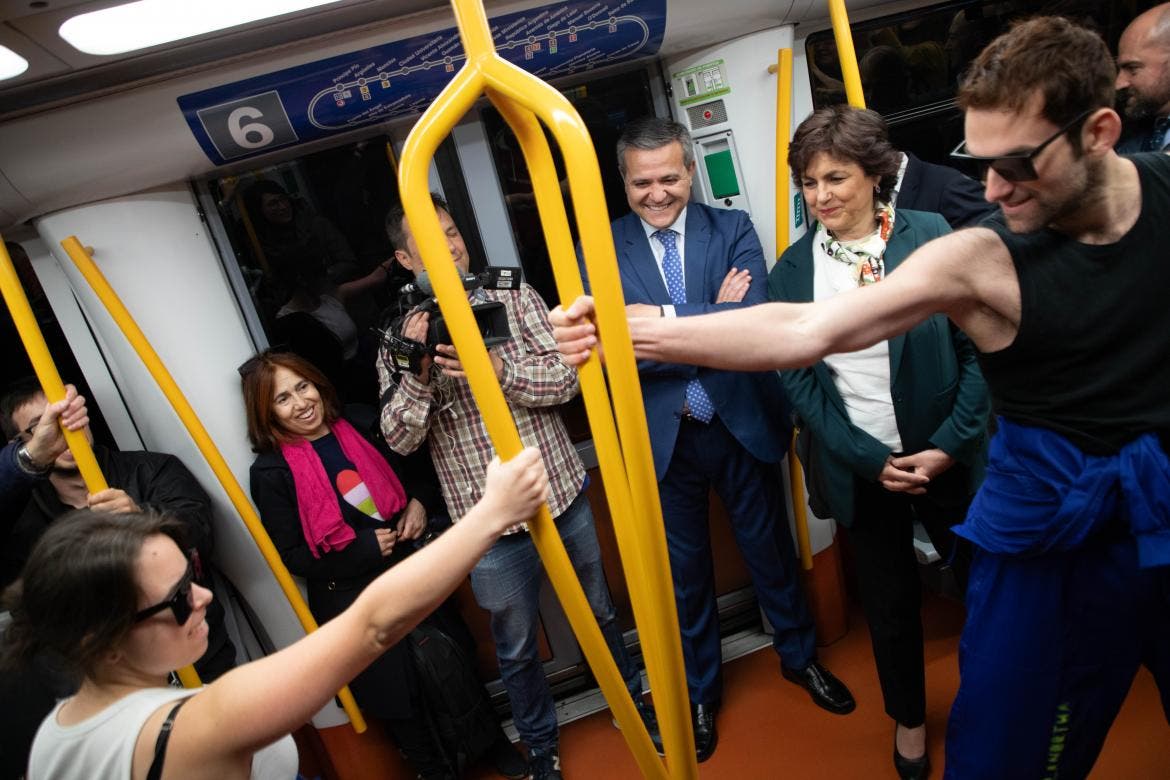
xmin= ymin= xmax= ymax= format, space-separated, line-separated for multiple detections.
xmin=228 ymin=106 xmax=275 ymax=149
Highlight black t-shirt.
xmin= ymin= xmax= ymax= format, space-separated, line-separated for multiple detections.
xmin=976 ymin=152 xmax=1170 ymax=453
xmin=311 ymin=433 xmax=406 ymax=563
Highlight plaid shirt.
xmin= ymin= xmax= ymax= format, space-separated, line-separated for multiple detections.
xmin=378 ymin=283 xmax=585 ymax=529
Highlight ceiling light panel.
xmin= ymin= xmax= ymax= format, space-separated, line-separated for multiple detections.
xmin=0 ymin=45 xmax=29 ymax=80
xmin=59 ymin=0 xmax=346 ymax=56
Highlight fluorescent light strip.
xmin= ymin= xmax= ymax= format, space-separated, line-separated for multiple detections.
xmin=0 ymin=45 xmax=29 ymax=80
xmin=59 ymin=0 xmax=345 ymax=56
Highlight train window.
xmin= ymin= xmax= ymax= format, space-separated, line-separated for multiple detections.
xmin=481 ymin=69 xmax=653 ymax=309
xmin=805 ymin=0 xmax=1161 ymax=163
xmin=201 ymin=134 xmax=483 ymax=408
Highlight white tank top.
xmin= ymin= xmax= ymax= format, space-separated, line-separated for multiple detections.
xmin=28 ymin=687 xmax=299 ymax=779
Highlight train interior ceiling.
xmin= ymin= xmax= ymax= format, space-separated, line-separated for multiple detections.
xmin=1 ymin=0 xmax=1168 ymax=778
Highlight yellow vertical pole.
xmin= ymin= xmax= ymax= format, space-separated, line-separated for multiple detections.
xmin=828 ymin=0 xmax=867 ymax=108
xmin=775 ymin=47 xmax=793 ymax=262
xmin=0 ymin=240 xmax=107 ymax=492
xmin=773 ymin=46 xmax=815 ymax=571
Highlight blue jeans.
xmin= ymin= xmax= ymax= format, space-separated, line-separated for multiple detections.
xmin=468 ymin=490 xmax=642 ymax=752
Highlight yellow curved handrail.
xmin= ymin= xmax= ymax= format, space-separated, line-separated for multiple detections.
xmin=58 ymin=237 xmax=366 ymax=729
xmin=395 ymin=1 xmax=693 ymax=776
xmin=0 ymin=238 xmax=205 ymax=688
xmin=828 ymin=0 xmax=866 ymax=108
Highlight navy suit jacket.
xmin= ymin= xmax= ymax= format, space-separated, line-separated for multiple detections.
xmin=588 ymin=203 xmax=790 ymax=480
xmin=897 ymin=152 xmax=996 ymax=229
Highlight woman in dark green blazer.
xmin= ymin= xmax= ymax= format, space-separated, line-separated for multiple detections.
xmin=770 ymin=107 xmax=990 ymax=780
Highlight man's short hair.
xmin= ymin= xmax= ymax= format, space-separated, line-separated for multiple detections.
xmin=616 ymin=117 xmax=695 ymax=177
xmin=958 ymin=16 xmax=1115 ymax=142
xmin=1 ymin=376 xmax=45 ymax=439
xmin=788 ymin=106 xmax=902 ymax=203
xmin=384 ymin=193 xmax=451 ymax=253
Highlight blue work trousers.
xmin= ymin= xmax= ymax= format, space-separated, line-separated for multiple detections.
xmin=945 ymin=529 xmax=1170 ymax=778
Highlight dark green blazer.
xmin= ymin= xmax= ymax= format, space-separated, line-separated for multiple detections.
xmin=767 ymin=209 xmax=990 ymax=527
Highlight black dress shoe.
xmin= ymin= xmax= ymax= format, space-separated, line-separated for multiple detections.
xmin=692 ymin=702 xmax=719 ymax=762
xmin=612 ymin=698 xmax=665 ymax=756
xmin=780 ymin=661 xmax=856 ymax=714
xmin=894 ymin=746 xmax=931 ymax=780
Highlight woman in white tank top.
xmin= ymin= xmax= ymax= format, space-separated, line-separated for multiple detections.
xmin=6 ymin=447 xmax=548 ymax=779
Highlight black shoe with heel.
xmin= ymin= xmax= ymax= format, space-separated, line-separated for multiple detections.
xmin=893 ymin=745 xmax=931 ymax=780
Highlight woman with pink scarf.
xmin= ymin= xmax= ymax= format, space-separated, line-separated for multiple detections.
xmin=242 ymin=350 xmax=525 ymax=779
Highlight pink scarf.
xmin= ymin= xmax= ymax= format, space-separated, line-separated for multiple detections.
xmin=280 ymin=418 xmax=407 ymax=558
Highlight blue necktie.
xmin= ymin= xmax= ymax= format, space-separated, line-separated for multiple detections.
xmin=654 ymin=229 xmax=715 ymax=423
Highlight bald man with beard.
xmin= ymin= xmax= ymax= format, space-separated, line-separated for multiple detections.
xmin=1117 ymin=3 xmax=1170 ymax=151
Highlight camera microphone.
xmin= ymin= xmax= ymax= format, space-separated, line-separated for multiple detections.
xmin=399 ymin=270 xmax=433 ymax=297
xmin=399 ymin=269 xmax=488 ymax=297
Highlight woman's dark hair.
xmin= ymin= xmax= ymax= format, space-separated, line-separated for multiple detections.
xmin=2 ymin=510 xmax=188 ymax=680
xmin=788 ymin=105 xmax=902 ymax=202
xmin=239 ymin=350 xmax=341 ymax=453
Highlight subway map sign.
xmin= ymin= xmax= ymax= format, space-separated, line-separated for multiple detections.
xmin=179 ymin=0 xmax=666 ymax=165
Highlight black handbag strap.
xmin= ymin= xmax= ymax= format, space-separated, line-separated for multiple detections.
xmin=145 ymin=696 xmax=191 ymax=780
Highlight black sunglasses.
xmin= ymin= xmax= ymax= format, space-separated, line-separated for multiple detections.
xmin=949 ymin=109 xmax=1096 ymax=182
xmin=134 ymin=549 xmax=201 ymax=625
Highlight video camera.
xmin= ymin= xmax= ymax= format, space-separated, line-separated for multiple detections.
xmin=377 ymin=266 xmax=520 ymax=376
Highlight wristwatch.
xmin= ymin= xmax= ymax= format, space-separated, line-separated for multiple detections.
xmin=14 ymin=442 xmax=52 ymax=475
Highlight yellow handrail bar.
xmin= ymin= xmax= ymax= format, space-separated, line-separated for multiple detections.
xmin=59 ymin=237 xmax=365 ymax=728
xmin=772 ymin=45 xmax=816 ymax=572
xmin=396 ymin=0 xmax=693 ymax=775
xmin=0 ymin=241 xmax=107 ymax=493
xmin=828 ymin=0 xmax=866 ymax=108
xmin=0 ymin=238 xmax=204 ymax=687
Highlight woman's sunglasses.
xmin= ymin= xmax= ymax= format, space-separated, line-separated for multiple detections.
xmin=134 ymin=549 xmax=202 ymax=625
xmin=949 ymin=109 xmax=1096 ymax=183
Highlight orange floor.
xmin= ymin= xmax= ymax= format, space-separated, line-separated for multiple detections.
xmin=523 ymin=596 xmax=1170 ymax=778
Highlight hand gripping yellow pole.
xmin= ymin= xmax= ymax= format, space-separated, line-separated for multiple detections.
xmin=397 ymin=1 xmax=693 ymax=776
xmin=0 ymin=240 xmax=106 ymax=493
xmin=59 ymin=238 xmax=366 ymax=728
xmin=828 ymin=0 xmax=867 ymax=108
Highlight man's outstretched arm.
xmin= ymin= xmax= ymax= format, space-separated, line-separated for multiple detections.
xmin=551 ymin=229 xmax=999 ymax=372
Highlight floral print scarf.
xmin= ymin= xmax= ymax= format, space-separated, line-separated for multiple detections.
xmin=818 ymin=201 xmax=895 ymax=286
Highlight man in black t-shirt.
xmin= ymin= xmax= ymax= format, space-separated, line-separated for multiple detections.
xmin=552 ymin=17 xmax=1170 ymax=779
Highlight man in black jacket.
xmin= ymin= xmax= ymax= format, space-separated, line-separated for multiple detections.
xmin=893 ymin=151 xmax=997 ymax=228
xmin=0 ymin=376 xmax=236 ymax=678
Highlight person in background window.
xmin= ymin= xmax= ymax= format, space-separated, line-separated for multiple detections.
xmin=242 ymin=179 xmax=389 ymax=330
xmin=241 ymin=349 xmax=527 ymax=779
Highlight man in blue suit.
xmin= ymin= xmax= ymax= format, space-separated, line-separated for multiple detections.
xmin=592 ymin=117 xmax=854 ymax=761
